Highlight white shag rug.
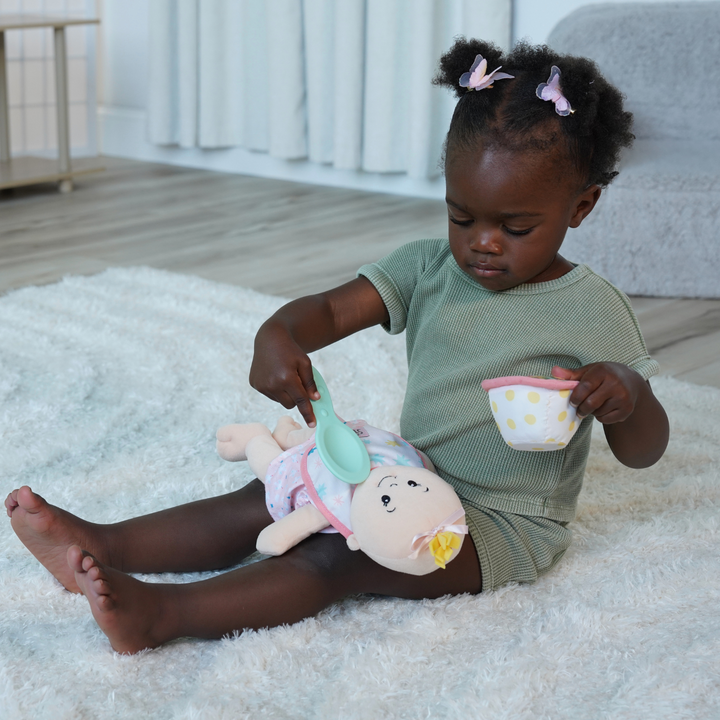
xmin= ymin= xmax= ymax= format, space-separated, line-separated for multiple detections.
xmin=1 ymin=267 xmax=719 ymax=720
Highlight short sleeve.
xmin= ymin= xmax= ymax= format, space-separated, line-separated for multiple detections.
xmin=357 ymin=239 xmax=448 ymax=335
xmin=572 ymin=274 xmax=660 ymax=381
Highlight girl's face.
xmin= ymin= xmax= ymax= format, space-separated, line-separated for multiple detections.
xmin=445 ymin=145 xmax=600 ymax=291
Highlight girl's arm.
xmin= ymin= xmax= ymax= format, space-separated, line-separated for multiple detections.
xmin=250 ymin=276 xmax=389 ymax=427
xmin=552 ymin=363 xmax=669 ymax=468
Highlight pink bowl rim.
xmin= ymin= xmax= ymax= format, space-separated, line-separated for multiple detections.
xmin=481 ymin=375 xmax=579 ymax=392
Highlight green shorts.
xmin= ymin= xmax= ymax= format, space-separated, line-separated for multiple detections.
xmin=461 ymin=501 xmax=572 ymax=592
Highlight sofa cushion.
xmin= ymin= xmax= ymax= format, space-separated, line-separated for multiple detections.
xmin=561 ymin=139 xmax=720 ymax=297
xmin=548 ymin=2 xmax=720 ymax=141
xmin=547 ymin=3 xmax=720 ymax=297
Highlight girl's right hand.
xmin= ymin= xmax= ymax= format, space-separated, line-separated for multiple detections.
xmin=248 ymin=277 xmax=389 ymax=428
xmin=249 ymin=322 xmax=320 ymax=427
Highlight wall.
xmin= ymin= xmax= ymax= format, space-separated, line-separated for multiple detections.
xmin=97 ymin=0 xmax=716 ymax=198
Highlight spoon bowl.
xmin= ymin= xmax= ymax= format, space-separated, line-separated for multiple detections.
xmin=310 ymin=368 xmax=371 ymax=484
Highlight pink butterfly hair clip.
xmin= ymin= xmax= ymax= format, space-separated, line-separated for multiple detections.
xmin=536 ymin=66 xmax=574 ymax=116
xmin=459 ymin=54 xmax=514 ymax=92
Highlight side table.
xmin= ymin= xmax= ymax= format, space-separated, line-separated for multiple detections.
xmin=0 ymin=14 xmax=103 ymax=193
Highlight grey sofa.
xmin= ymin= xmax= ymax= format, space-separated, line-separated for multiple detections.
xmin=548 ymin=2 xmax=720 ymax=298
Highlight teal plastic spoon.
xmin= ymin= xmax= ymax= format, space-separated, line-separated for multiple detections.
xmin=310 ymin=367 xmax=371 ymax=484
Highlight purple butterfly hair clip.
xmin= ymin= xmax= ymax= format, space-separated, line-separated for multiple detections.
xmin=536 ymin=66 xmax=574 ymax=116
xmin=459 ymin=54 xmax=514 ymax=92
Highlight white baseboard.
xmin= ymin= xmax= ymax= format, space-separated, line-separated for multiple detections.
xmin=98 ymin=105 xmax=446 ymax=200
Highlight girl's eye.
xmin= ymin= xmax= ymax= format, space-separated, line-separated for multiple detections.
xmin=449 ymin=216 xmax=473 ymax=227
xmin=504 ymin=226 xmax=533 ymax=236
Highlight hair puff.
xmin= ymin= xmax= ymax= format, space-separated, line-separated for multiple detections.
xmin=433 ymin=38 xmax=634 ymax=187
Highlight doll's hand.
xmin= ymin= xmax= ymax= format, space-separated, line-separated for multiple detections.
xmin=249 ymin=322 xmax=320 ymax=427
xmin=551 ymin=363 xmax=644 ymax=425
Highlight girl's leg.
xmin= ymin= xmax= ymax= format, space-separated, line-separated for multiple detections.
xmin=69 ymin=529 xmax=482 ymax=654
xmin=5 ymin=480 xmax=272 ymax=593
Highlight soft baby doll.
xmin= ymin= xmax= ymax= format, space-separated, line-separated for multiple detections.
xmin=216 ymin=417 xmax=467 ymax=575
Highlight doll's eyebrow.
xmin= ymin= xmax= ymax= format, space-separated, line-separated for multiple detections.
xmin=377 ymin=475 xmax=396 ymax=487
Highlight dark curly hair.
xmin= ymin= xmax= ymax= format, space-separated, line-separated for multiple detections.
xmin=433 ymin=38 xmax=634 ymax=187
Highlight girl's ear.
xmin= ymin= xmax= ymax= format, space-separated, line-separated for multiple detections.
xmin=569 ymin=185 xmax=602 ymax=228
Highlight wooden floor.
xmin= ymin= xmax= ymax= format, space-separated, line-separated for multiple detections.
xmin=2 ymin=156 xmax=719 ymax=388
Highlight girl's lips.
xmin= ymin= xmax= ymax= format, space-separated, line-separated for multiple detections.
xmin=470 ymin=264 xmax=505 ymax=277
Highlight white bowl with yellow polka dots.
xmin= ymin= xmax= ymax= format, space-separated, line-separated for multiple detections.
xmin=481 ymin=376 xmax=580 ymax=451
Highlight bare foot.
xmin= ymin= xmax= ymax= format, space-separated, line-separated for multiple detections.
xmin=6 ymin=486 xmax=113 ymax=593
xmin=69 ymin=546 xmax=168 ymax=654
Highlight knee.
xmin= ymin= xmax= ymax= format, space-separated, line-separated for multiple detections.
xmin=282 ymin=532 xmax=365 ymax=588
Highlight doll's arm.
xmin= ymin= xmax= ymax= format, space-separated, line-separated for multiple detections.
xmin=256 ymin=504 xmax=331 ymax=556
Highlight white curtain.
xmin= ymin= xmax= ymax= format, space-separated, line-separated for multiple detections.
xmin=148 ymin=0 xmax=511 ymax=179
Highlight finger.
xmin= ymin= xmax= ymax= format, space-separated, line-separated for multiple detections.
xmin=569 ymin=378 xmax=605 ymax=416
xmin=592 ymin=397 xmax=633 ymax=424
xmin=295 ymin=396 xmax=317 ymax=428
xmin=282 ymin=384 xmax=316 ymax=428
xmin=297 ymin=363 xmax=320 ymax=402
xmin=551 ymin=365 xmax=582 ymax=381
xmin=593 ymin=407 xmax=627 ymax=424
xmin=574 ymin=383 xmax=618 ymax=419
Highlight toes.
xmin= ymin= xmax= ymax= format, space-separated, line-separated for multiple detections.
xmin=17 ymin=486 xmax=44 ymax=513
xmin=5 ymin=491 xmax=18 ymax=516
xmin=67 ymin=544 xmax=85 ymax=572
xmin=96 ymin=593 xmax=114 ymax=611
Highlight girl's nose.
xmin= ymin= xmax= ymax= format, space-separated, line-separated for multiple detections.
xmin=469 ymin=227 xmax=503 ymax=254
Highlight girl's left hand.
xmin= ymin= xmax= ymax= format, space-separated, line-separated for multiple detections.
xmin=551 ymin=362 xmax=643 ymax=424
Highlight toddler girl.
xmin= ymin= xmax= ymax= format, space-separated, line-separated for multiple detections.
xmin=5 ymin=39 xmax=669 ymax=654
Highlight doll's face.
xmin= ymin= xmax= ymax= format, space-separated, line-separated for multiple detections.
xmin=349 ymin=466 xmax=464 ymax=564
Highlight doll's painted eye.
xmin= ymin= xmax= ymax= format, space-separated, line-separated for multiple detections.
xmin=407 ymin=480 xmax=419 ymax=487
xmin=381 ymin=495 xmax=391 ymax=506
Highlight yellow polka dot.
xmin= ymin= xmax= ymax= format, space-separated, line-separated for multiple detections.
xmin=492 ymin=401 xmax=498 ymax=413
xmin=559 ymin=390 xmax=571 ymax=398
xmin=558 ymin=442 xmax=566 ymax=447
xmin=496 ymin=422 xmax=501 ymax=430
xmin=532 ymin=448 xmax=544 ymax=451
xmin=569 ymin=421 xmax=576 ymax=431
xmin=558 ymin=411 xmax=567 ymax=422
xmin=546 ymin=438 xmax=556 ymax=443
xmin=524 ymin=414 xmax=537 ymax=425
xmin=507 ymin=441 xmax=513 ymax=447
xmin=505 ymin=390 xmax=515 ymax=401
xmin=527 ymin=391 xmax=540 ymax=404
xmin=507 ymin=419 xmax=516 ymax=429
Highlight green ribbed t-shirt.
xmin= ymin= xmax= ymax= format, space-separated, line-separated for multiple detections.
xmin=358 ymin=239 xmax=659 ymax=522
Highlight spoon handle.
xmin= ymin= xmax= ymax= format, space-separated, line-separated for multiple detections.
xmin=311 ymin=367 xmax=337 ymax=421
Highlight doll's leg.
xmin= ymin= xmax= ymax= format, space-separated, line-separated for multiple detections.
xmin=5 ymin=480 xmax=273 ymax=593
xmin=216 ymin=423 xmax=272 ymax=461
xmin=271 ymin=416 xmax=313 ymax=450
xmin=67 ymin=528 xmax=482 ymax=654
